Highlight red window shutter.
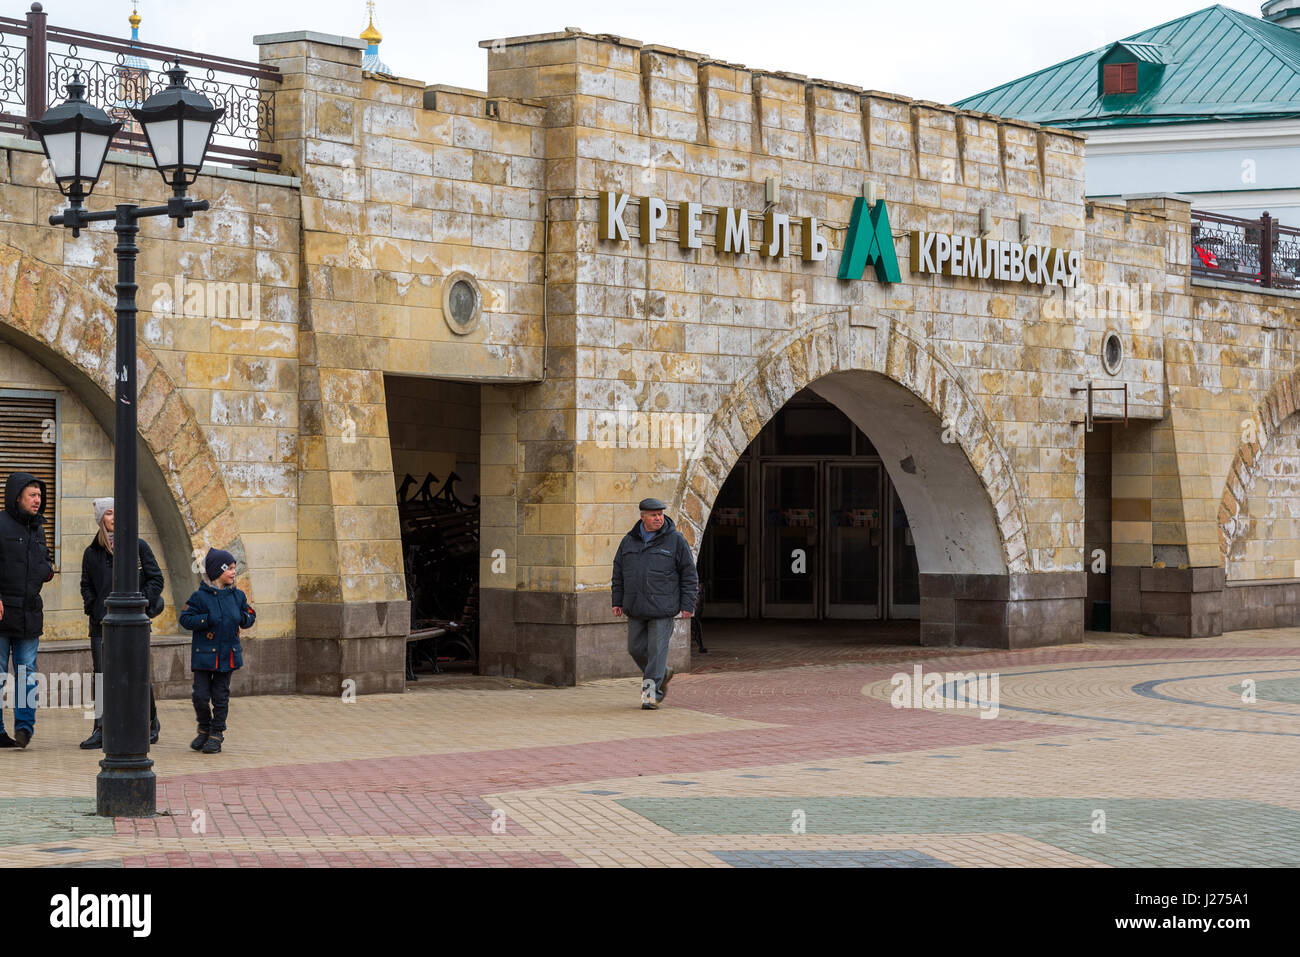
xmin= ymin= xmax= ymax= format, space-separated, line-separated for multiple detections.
xmin=1103 ymin=64 xmax=1122 ymax=94
xmin=1103 ymin=63 xmax=1139 ymax=95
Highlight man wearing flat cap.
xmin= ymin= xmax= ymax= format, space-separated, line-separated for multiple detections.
xmin=612 ymin=497 xmax=698 ymax=710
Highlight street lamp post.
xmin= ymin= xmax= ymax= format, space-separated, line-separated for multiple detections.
xmin=31 ymin=68 xmax=223 ymax=818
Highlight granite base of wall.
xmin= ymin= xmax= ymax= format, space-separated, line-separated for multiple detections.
xmin=32 ymin=636 xmax=298 ymax=699
xmin=479 ymin=588 xmax=688 ymax=686
xmin=294 ymin=600 xmax=410 ymax=694
xmin=919 ymin=573 xmax=1086 ymax=649
xmin=1224 ymin=578 xmax=1300 ymax=631
xmin=1111 ymin=567 xmax=1224 ymax=637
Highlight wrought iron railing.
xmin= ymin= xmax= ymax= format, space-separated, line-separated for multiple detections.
xmin=0 ymin=3 xmax=281 ymax=172
xmin=1191 ymin=208 xmax=1300 ymax=291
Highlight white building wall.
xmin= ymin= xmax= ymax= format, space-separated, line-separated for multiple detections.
xmin=1081 ymin=119 xmax=1300 ymax=224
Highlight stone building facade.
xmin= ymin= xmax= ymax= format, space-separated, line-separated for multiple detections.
xmin=0 ymin=24 xmax=1296 ymax=693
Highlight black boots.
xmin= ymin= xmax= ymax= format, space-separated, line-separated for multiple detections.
xmin=13 ymin=729 xmax=30 ymax=749
xmin=80 ymin=719 xmax=156 ymax=749
xmin=190 ymin=725 xmax=210 ymax=751
xmin=0 ymin=732 xmax=14 ymax=748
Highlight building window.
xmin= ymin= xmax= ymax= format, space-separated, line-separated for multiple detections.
xmin=0 ymin=390 xmax=61 ymax=569
xmin=442 ymin=271 xmax=483 ymax=335
xmin=1103 ymin=63 xmax=1138 ymax=95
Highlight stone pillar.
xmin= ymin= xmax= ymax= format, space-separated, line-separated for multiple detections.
xmin=257 ymin=31 xmax=409 ymax=693
xmin=1109 ymin=413 xmax=1224 ymax=638
xmin=479 ymin=34 xmax=610 ymax=685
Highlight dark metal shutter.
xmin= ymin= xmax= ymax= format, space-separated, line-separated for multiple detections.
xmin=0 ymin=394 xmax=58 ymax=564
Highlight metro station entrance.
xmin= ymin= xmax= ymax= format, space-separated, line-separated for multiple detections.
xmin=698 ymin=389 xmax=920 ymax=623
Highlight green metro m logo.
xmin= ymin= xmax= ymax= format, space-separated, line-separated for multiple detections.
xmin=836 ymin=198 xmax=901 ymax=283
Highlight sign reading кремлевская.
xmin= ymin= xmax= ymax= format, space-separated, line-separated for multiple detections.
xmin=596 ymin=190 xmax=1081 ymax=288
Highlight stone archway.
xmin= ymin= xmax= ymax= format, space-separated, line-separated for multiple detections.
xmin=1219 ymin=370 xmax=1300 ymax=563
xmin=0 ymin=242 xmax=251 ymax=604
xmin=673 ymin=313 xmax=1029 ymax=577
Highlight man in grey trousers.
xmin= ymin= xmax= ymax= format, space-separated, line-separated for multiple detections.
xmin=612 ymin=497 xmax=698 ymax=710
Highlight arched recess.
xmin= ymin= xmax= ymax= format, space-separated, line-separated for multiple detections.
xmin=0 ymin=243 xmax=252 ymax=609
xmin=1219 ymin=370 xmax=1300 ymax=564
xmin=673 ymin=313 xmax=1029 ymax=576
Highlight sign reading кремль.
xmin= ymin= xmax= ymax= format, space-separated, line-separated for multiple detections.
xmin=597 ymin=190 xmax=1082 ymax=288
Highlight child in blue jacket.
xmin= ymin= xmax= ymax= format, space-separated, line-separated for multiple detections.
xmin=179 ymin=549 xmax=255 ymax=754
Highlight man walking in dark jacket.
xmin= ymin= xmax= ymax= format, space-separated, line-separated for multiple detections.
xmin=612 ymin=497 xmax=698 ymax=710
xmin=0 ymin=472 xmax=55 ymax=748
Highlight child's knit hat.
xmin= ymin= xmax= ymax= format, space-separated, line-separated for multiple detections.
xmin=204 ymin=548 xmax=236 ymax=583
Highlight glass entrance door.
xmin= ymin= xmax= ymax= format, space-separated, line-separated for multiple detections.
xmin=825 ymin=463 xmax=883 ymax=618
xmin=760 ymin=463 xmax=818 ymax=617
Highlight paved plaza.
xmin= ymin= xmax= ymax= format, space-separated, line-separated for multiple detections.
xmin=2 ymin=627 xmax=1298 ymax=868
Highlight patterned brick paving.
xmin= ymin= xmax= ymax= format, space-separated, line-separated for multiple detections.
xmin=1 ymin=626 xmax=1297 ymax=867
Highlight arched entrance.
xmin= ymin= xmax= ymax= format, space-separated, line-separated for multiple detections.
xmin=697 ymin=386 xmax=923 ymax=623
xmin=676 ymin=317 xmax=1035 ymax=658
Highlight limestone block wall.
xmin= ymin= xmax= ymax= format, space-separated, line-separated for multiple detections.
xmin=0 ymin=137 xmax=301 ymax=675
xmin=1231 ymin=412 xmax=1300 ymax=580
xmin=3 ymin=22 xmax=1296 ymax=689
xmin=482 ymin=30 xmax=1173 ymax=633
xmin=465 ymin=28 xmax=1206 ymax=674
xmin=1178 ymin=282 xmax=1300 ymax=574
xmin=1109 ymin=275 xmax=1299 ymax=638
xmin=255 ymin=33 xmax=550 ymax=687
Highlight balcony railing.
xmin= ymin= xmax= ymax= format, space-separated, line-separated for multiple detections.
xmin=0 ymin=3 xmax=281 ymax=171
xmin=1191 ymin=208 xmax=1300 ymax=291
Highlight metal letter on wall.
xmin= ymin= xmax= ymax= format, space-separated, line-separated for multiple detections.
xmin=679 ymin=201 xmax=704 ymax=250
xmin=640 ymin=197 xmax=669 ymax=244
xmin=599 ymin=191 xmax=630 ymax=241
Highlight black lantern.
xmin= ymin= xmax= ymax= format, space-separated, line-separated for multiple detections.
xmin=29 ymin=75 xmax=121 ymax=217
xmin=131 ymin=66 xmax=224 ymax=196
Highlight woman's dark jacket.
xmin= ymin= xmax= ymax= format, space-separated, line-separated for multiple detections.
xmin=80 ymin=536 xmax=164 ymax=639
xmin=179 ymin=581 xmax=255 ymax=672
xmin=0 ymin=471 xmax=54 ymax=640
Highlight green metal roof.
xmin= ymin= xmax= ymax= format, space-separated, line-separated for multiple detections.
xmin=956 ymin=5 xmax=1300 ymax=128
xmin=1112 ymin=41 xmax=1171 ymax=64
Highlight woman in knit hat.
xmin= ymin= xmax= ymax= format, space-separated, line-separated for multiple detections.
xmin=78 ymin=498 xmax=165 ymax=750
xmin=178 ymin=548 xmax=255 ymax=754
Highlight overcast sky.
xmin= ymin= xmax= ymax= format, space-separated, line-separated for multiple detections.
xmin=35 ymin=0 xmax=1269 ymax=103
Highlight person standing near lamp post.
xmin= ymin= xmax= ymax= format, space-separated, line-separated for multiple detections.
xmin=79 ymin=498 xmax=165 ymax=750
xmin=0 ymin=472 xmax=55 ymax=749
